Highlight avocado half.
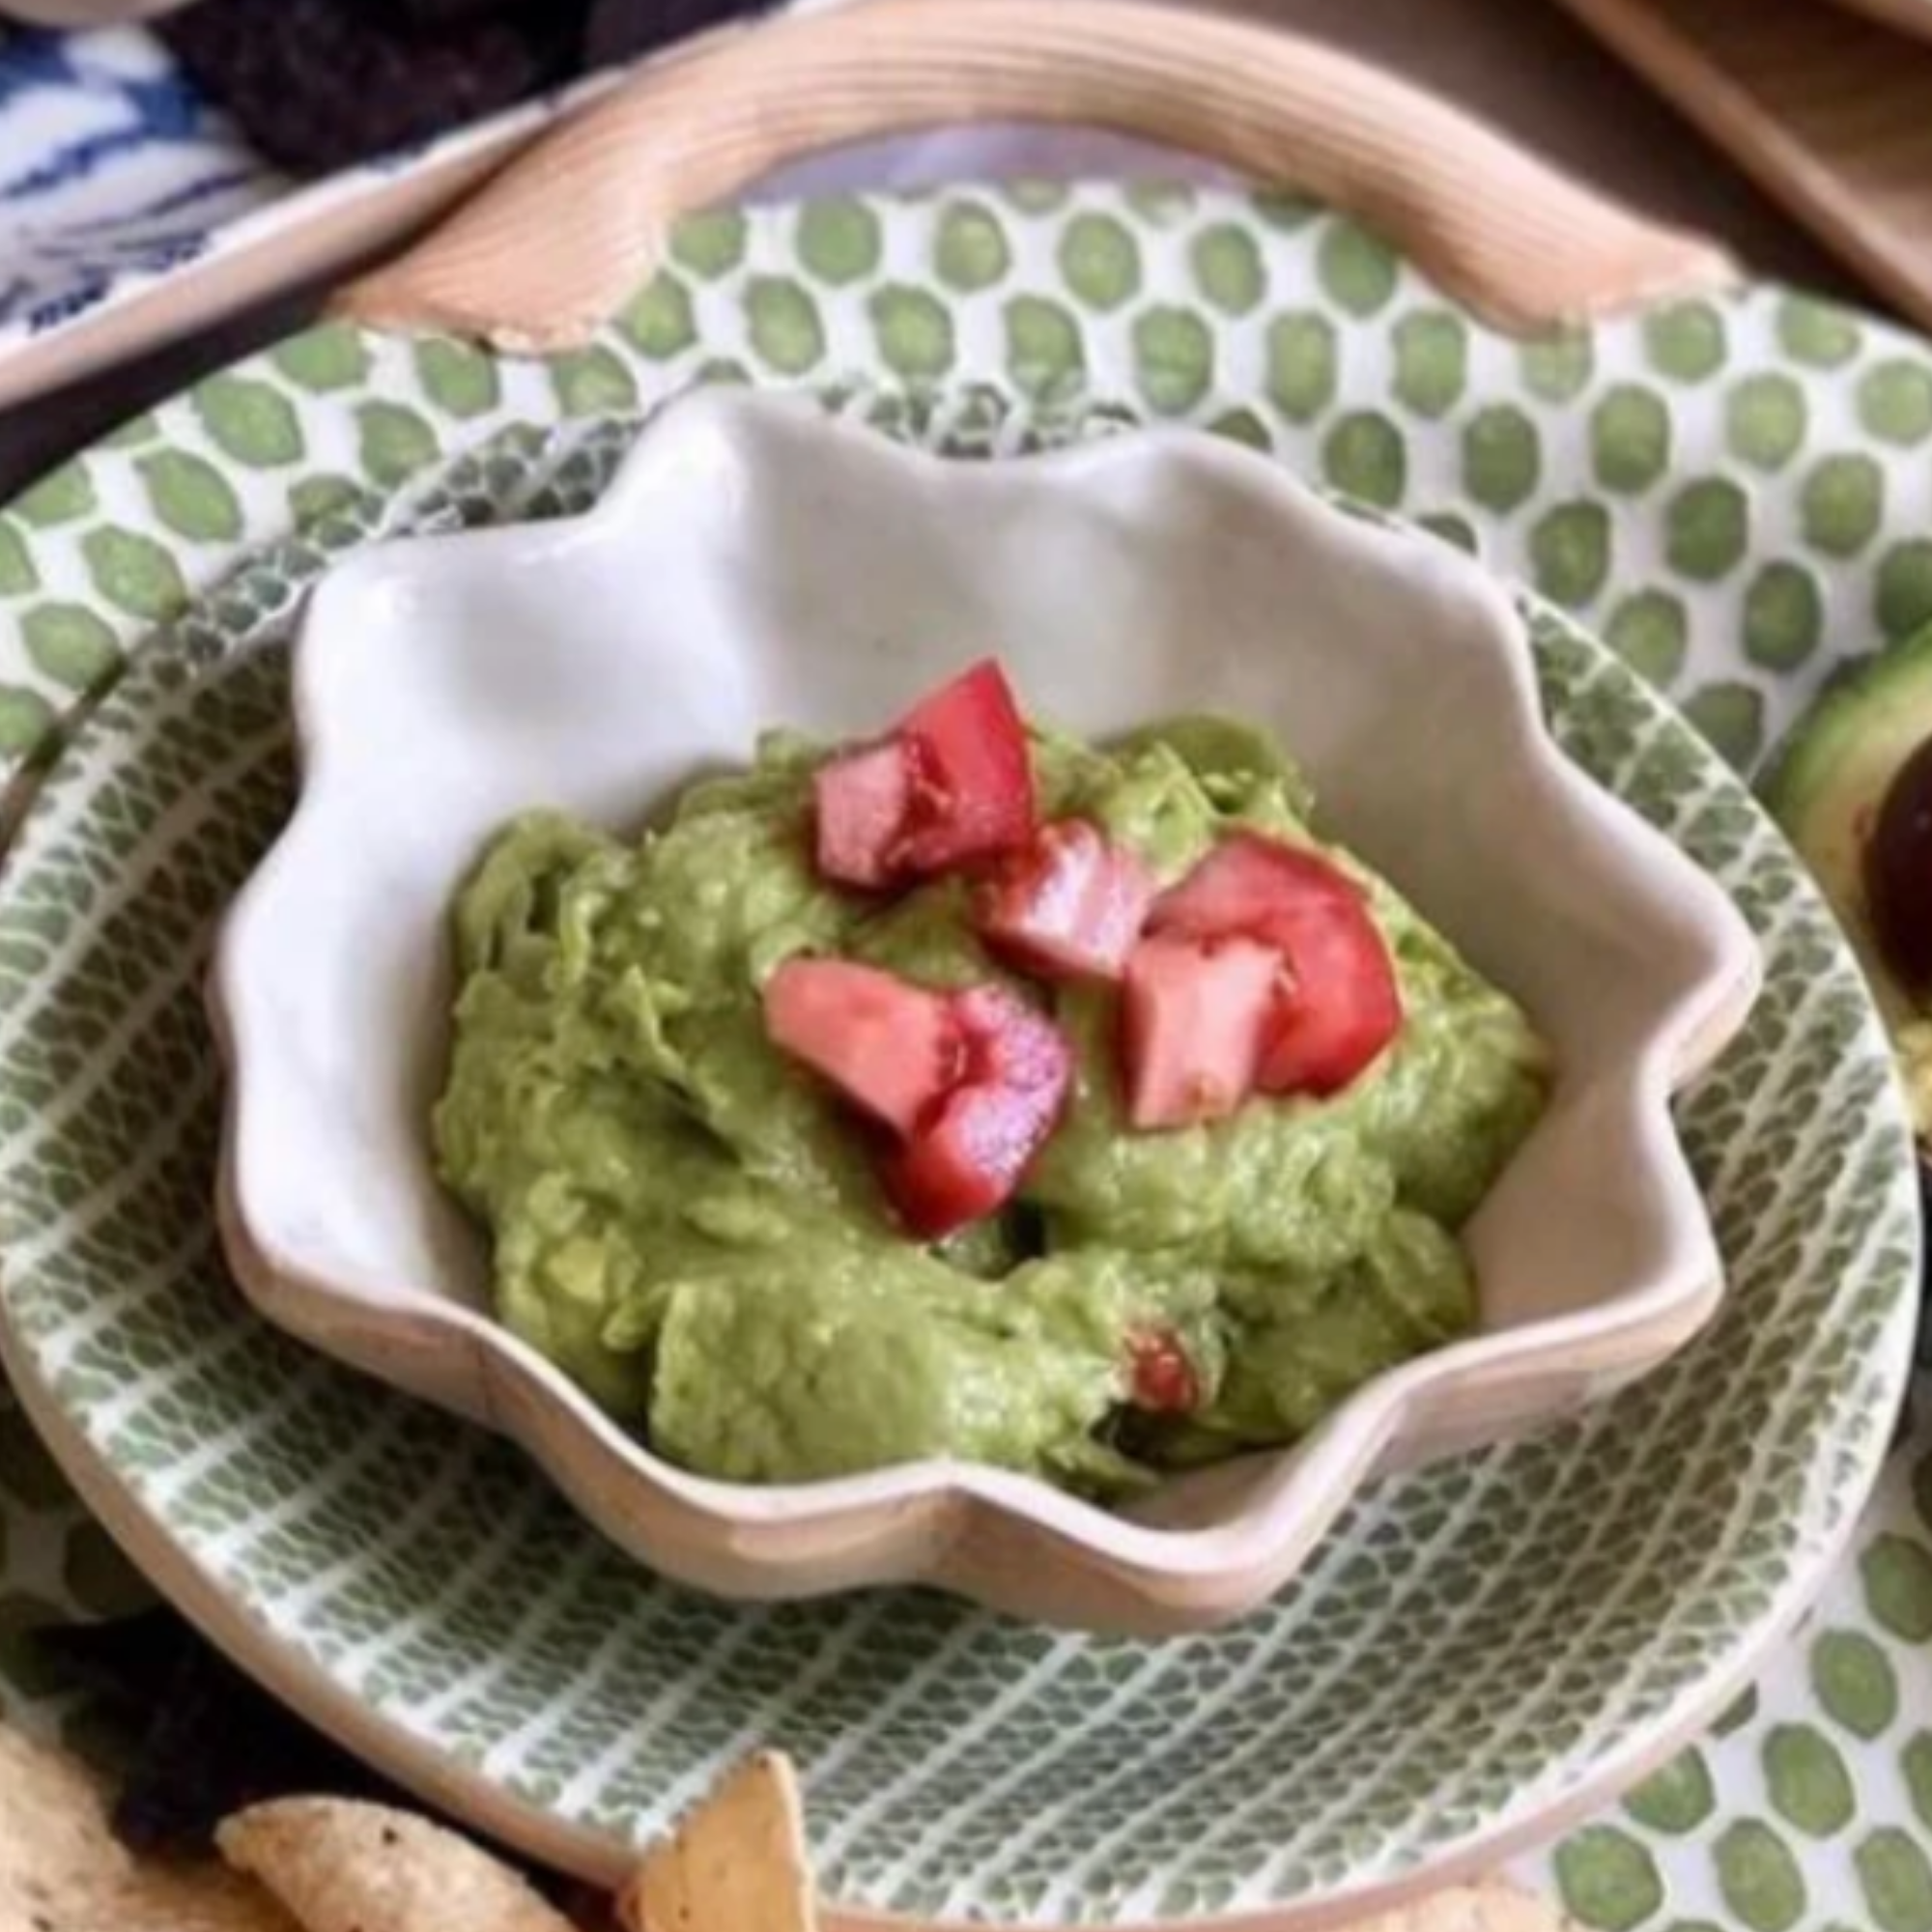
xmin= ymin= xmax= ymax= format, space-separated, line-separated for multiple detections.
xmin=1764 ymin=624 xmax=1932 ymax=1174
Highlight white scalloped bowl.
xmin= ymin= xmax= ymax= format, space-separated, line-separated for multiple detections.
xmin=209 ymin=388 xmax=1760 ymax=1635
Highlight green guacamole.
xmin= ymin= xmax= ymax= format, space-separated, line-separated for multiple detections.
xmin=434 ymin=718 xmax=1548 ymax=1495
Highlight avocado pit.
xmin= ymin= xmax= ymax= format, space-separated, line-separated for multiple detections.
xmin=1869 ymin=735 xmax=1932 ymax=1002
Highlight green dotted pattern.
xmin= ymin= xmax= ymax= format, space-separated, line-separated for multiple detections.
xmin=1535 ymin=1447 xmax=1932 ymax=1932
xmin=0 ymin=186 xmax=1921 ymax=1928
xmin=0 ymin=1375 xmax=136 ymax=1731
xmin=3 ymin=215 xmax=1931 ymax=781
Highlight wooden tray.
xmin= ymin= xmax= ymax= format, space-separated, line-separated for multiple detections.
xmin=1558 ymin=0 xmax=1932 ymax=333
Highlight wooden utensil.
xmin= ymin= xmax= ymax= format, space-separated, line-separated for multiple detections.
xmin=338 ymin=0 xmax=1736 ymax=349
xmin=1557 ymin=0 xmax=1932 ymax=332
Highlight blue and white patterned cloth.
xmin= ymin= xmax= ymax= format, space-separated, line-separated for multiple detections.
xmin=0 ymin=26 xmax=280 ymax=334
xmin=0 ymin=5 xmax=1178 ymax=392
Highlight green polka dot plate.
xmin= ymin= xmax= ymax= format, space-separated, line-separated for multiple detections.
xmin=0 ymin=185 xmax=1922 ymax=1931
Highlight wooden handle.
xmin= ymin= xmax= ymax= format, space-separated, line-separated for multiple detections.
xmin=335 ymin=0 xmax=1735 ymax=349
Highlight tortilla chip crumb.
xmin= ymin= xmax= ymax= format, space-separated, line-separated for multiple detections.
xmin=219 ymin=1796 xmax=573 ymax=1932
xmin=617 ymin=1751 xmax=814 ymax=1932
xmin=1342 ymin=1883 xmax=1577 ymax=1932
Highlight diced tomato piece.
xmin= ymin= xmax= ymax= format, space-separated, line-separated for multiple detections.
xmin=763 ymin=958 xmax=959 ymax=1135
xmin=973 ymin=819 xmax=1155 ymax=982
xmin=1120 ymin=933 xmax=1281 ymax=1129
xmin=882 ymin=985 xmax=1071 ymax=1238
xmin=950 ymin=985 xmax=1071 ymax=1112
xmin=770 ymin=959 xmax=1069 ymax=1238
xmin=810 ymin=661 xmax=1037 ymax=890
xmin=892 ymin=660 xmax=1037 ymax=873
xmin=1148 ymin=832 xmax=1361 ymax=944
xmin=1127 ymin=1330 xmax=1199 ymax=1413
xmin=1148 ymin=833 xmax=1403 ymax=1100
xmin=813 ymin=740 xmax=914 ymax=890
xmin=1254 ymin=904 xmax=1403 ymax=1096
xmin=882 ymin=1087 xmax=1044 ymax=1237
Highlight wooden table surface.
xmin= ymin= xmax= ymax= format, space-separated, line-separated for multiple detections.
xmin=0 ymin=0 xmax=1868 ymax=500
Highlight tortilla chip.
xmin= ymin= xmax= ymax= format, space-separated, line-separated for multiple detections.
xmin=219 ymin=1797 xmax=574 ymax=1932
xmin=0 ymin=1719 xmax=297 ymax=1931
xmin=1346 ymin=1884 xmax=1576 ymax=1932
xmin=617 ymin=1751 xmax=814 ymax=1932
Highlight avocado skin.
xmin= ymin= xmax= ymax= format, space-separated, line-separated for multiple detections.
xmin=1765 ymin=624 xmax=1932 ymax=1322
xmin=1764 ymin=624 xmax=1932 ymax=1077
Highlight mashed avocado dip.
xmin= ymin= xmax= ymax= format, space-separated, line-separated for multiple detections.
xmin=434 ymin=715 xmax=1548 ymax=1497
